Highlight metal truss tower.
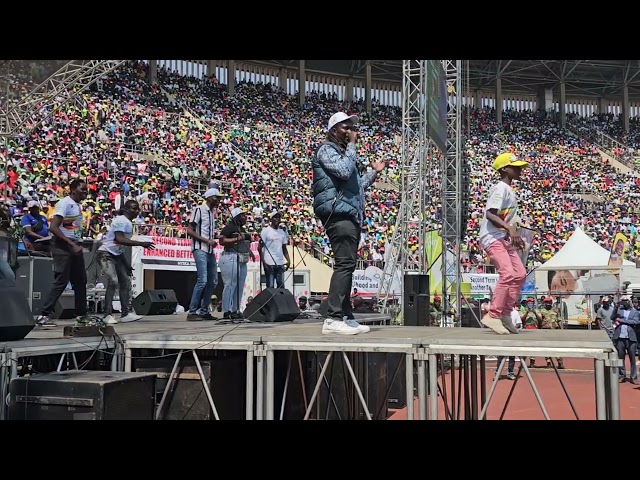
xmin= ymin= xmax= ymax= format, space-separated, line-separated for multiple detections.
xmin=440 ymin=60 xmax=464 ymax=323
xmin=377 ymin=60 xmax=431 ymax=315
xmin=0 ymin=60 xmax=127 ymax=137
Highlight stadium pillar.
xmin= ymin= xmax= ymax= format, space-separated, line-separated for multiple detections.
xmin=623 ymin=84 xmax=630 ymax=133
xmin=495 ymin=76 xmax=502 ymax=125
xmin=228 ymin=60 xmax=236 ymax=96
xmin=279 ymin=68 xmax=287 ymax=93
xmin=148 ymin=60 xmax=157 ymax=85
xmin=559 ymin=81 xmax=566 ymax=128
xmin=597 ymin=97 xmax=607 ymax=115
xmin=474 ymin=89 xmax=481 ymax=108
xmin=365 ymin=61 xmax=372 ymax=114
xmin=346 ymin=77 xmax=354 ymax=103
xmin=298 ymin=60 xmax=306 ymax=107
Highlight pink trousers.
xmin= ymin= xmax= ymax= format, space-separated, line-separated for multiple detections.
xmin=484 ymin=238 xmax=526 ymax=318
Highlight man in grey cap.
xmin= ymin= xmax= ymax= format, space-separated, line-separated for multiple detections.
xmin=312 ymin=112 xmax=385 ymax=335
xmin=186 ymin=187 xmax=224 ymax=321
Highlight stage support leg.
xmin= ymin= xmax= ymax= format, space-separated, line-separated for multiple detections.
xmin=304 ymin=352 xmax=333 ymax=420
xmin=341 ymin=351 xmax=372 ymax=420
xmin=594 ymin=359 xmax=606 ymax=420
xmin=256 ymin=352 xmax=264 ymax=420
xmin=192 ymin=350 xmax=219 ymax=420
xmin=266 ymin=349 xmax=275 ymax=420
xmin=246 ymin=350 xmax=254 ymax=420
xmin=608 ymin=352 xmax=620 ymax=420
xmin=520 ymin=360 xmax=550 ymax=420
xmin=124 ymin=348 xmax=132 ymax=372
xmin=417 ymin=356 xmax=427 ymax=420
xmin=428 ymin=354 xmax=438 ymax=420
xmin=405 ymin=353 xmax=414 ymax=420
xmin=479 ymin=356 xmax=505 ymax=420
xmin=155 ymin=350 xmax=183 ymax=420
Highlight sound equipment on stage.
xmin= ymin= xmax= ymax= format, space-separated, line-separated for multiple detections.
xmin=7 ymin=370 xmax=156 ymax=420
xmin=15 ymin=256 xmax=54 ymax=315
xmin=460 ymin=306 xmax=481 ymax=328
xmin=135 ymin=352 xmax=246 ymax=420
xmin=403 ymin=274 xmax=429 ymax=326
xmin=133 ymin=289 xmax=178 ymax=316
xmin=0 ymin=236 xmax=18 ymax=271
xmin=53 ymin=292 xmax=77 ymax=319
xmin=386 ymin=353 xmax=408 ymax=409
xmin=305 ymin=351 xmax=389 ymax=420
xmin=0 ymin=279 xmax=35 ymax=342
xmin=243 ymin=288 xmax=300 ymax=323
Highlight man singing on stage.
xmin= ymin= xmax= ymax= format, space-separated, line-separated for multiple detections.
xmin=186 ymin=187 xmax=224 ymax=321
xmin=36 ymin=179 xmax=90 ymax=327
xmin=98 ymin=199 xmax=155 ymax=325
xmin=219 ymin=207 xmax=255 ymax=319
xmin=312 ymin=112 xmax=385 ymax=335
xmin=260 ymin=211 xmax=290 ymax=288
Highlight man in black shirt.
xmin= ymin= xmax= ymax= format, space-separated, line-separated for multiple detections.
xmin=219 ymin=207 xmax=255 ymax=319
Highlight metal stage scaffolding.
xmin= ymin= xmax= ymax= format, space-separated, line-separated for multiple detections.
xmin=0 ymin=316 xmax=622 ymax=420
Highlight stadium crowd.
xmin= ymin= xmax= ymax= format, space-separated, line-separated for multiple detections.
xmin=1 ymin=60 xmax=640 ymax=271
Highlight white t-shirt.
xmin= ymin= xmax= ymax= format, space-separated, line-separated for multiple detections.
xmin=99 ymin=215 xmax=133 ymax=256
xmin=54 ymin=196 xmax=83 ymax=241
xmin=510 ymin=308 xmax=522 ymax=327
xmin=260 ymin=226 xmax=288 ymax=266
xmin=478 ymin=181 xmax=519 ymax=249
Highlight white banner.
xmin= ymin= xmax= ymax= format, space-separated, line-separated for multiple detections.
xmin=134 ymin=235 xmax=261 ymax=269
xmin=352 ymin=266 xmax=401 ymax=297
xmin=462 ymin=273 xmax=499 ymax=295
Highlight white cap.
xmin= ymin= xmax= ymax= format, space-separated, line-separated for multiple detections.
xmin=270 ymin=211 xmax=281 ymax=219
xmin=231 ymin=207 xmax=246 ymax=219
xmin=621 ymin=295 xmax=631 ymax=301
xmin=204 ymin=188 xmax=223 ymax=199
xmin=27 ymin=200 xmax=40 ymax=208
xmin=327 ymin=112 xmax=359 ymax=132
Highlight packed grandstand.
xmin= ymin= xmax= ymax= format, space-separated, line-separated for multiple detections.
xmin=1 ymin=60 xmax=640 ymax=273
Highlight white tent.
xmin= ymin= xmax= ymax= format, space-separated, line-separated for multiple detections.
xmin=536 ymin=226 xmax=634 ymax=271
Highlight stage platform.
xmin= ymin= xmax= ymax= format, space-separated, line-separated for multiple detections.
xmin=0 ymin=314 xmax=620 ymax=420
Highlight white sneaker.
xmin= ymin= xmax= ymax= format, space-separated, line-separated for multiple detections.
xmin=344 ymin=317 xmax=371 ymax=333
xmin=103 ymin=315 xmax=118 ymax=325
xmin=120 ymin=313 xmax=143 ymax=323
xmin=322 ymin=318 xmax=360 ymax=335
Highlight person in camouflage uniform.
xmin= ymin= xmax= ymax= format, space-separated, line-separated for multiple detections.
xmin=521 ymin=297 xmax=541 ymax=329
xmin=430 ymin=295 xmax=443 ymax=327
xmin=529 ymin=297 xmax=565 ymax=369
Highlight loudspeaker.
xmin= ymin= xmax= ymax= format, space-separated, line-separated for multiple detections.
xmin=0 ymin=279 xmax=35 ymax=342
xmin=8 ymin=370 xmax=156 ymax=420
xmin=305 ymin=351 xmax=388 ymax=420
xmin=15 ymin=256 xmax=55 ymax=315
xmin=318 ymin=299 xmax=328 ymax=316
xmin=404 ymin=274 xmax=429 ymax=295
xmin=403 ymin=274 xmax=429 ymax=326
xmin=133 ymin=289 xmax=178 ymax=316
xmin=460 ymin=307 xmax=481 ymax=328
xmin=53 ymin=293 xmax=77 ymax=319
xmin=135 ymin=351 xmax=246 ymax=420
xmin=243 ymin=288 xmax=300 ymax=322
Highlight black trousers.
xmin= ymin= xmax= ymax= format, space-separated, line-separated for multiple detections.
xmin=325 ymin=218 xmax=360 ymax=319
xmin=41 ymin=240 xmax=87 ymax=317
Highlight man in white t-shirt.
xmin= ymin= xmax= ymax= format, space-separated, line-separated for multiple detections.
xmin=98 ymin=199 xmax=155 ymax=325
xmin=36 ymin=179 xmax=90 ymax=328
xmin=479 ymin=152 xmax=528 ymax=335
xmin=260 ymin=211 xmax=290 ymax=288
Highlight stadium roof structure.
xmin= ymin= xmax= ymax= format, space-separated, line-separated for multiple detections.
xmin=249 ymin=60 xmax=640 ymax=101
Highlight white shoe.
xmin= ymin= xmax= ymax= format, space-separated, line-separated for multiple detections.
xmin=120 ymin=313 xmax=143 ymax=323
xmin=103 ymin=315 xmax=118 ymax=325
xmin=344 ymin=317 xmax=371 ymax=333
xmin=322 ymin=318 xmax=360 ymax=335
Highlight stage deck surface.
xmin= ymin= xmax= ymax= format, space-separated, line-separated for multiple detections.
xmin=0 ymin=313 xmax=615 ymax=356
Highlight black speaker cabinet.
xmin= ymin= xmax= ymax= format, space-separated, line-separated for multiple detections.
xmin=134 ymin=351 xmax=246 ymax=420
xmin=53 ymin=292 xmax=77 ymax=319
xmin=0 ymin=279 xmax=35 ymax=342
xmin=133 ymin=289 xmax=178 ymax=316
xmin=15 ymin=256 xmax=55 ymax=316
xmin=305 ymin=351 xmax=388 ymax=420
xmin=243 ymin=288 xmax=300 ymax=322
xmin=8 ymin=370 xmax=156 ymax=420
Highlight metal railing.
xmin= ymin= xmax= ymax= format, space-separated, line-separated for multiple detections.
xmin=566 ymin=121 xmax=636 ymax=169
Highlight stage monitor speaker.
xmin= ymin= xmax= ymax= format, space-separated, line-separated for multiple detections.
xmin=243 ymin=288 xmax=300 ymax=322
xmin=53 ymin=293 xmax=77 ymax=319
xmin=0 ymin=279 xmax=35 ymax=342
xmin=404 ymin=274 xmax=429 ymax=295
xmin=8 ymin=370 xmax=156 ymax=420
xmin=133 ymin=289 xmax=178 ymax=316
